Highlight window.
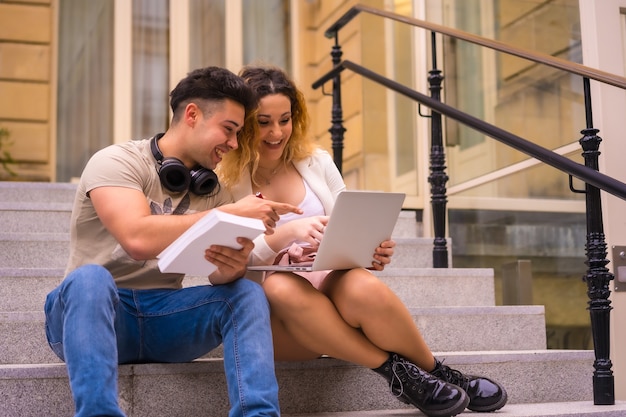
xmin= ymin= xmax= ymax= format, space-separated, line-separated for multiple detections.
xmin=56 ymin=0 xmax=114 ymax=181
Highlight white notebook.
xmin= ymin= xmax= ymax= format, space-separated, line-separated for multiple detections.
xmin=158 ymin=210 xmax=265 ymax=276
xmin=247 ymin=190 xmax=405 ymax=272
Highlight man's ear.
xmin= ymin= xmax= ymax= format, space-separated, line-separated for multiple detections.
xmin=184 ymin=102 xmax=200 ymax=126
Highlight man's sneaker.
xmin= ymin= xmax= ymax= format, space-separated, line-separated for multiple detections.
xmin=373 ymin=353 xmax=469 ymax=417
xmin=431 ymin=359 xmax=508 ymax=412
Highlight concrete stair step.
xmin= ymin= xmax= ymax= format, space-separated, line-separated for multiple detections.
xmin=0 ymin=183 xmax=422 ymax=238
xmin=0 ymin=268 xmax=63 ymax=311
xmin=412 ymin=305 xmax=546 ymax=351
xmin=0 ymin=207 xmax=421 ymax=239
xmin=282 ymin=401 xmax=626 ymax=417
xmin=0 ymin=233 xmax=69 ymax=269
xmin=373 ymin=267 xmax=496 ymax=307
xmin=0 ymin=351 xmax=595 ymax=417
xmin=0 ymin=203 xmax=420 ymax=238
xmin=0 ymin=267 xmax=496 ymax=311
xmin=392 ymin=210 xmax=422 ymax=238
xmin=0 ymin=202 xmax=72 ymax=233
xmin=0 ymin=235 xmax=442 ymax=270
xmin=3 ymin=182 xmax=597 ymax=415
xmin=0 ymin=305 xmax=546 ymax=364
xmin=0 ymin=312 xmax=60 ymax=364
xmin=391 ymin=237 xmax=451 ymax=268
xmin=0 ymin=181 xmax=77 ymax=203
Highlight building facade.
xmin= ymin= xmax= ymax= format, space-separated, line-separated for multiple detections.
xmin=1 ymin=0 xmax=625 ymax=397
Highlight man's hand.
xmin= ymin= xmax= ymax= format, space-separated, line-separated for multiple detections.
xmin=218 ymin=194 xmax=303 ymax=234
xmin=205 ymin=237 xmax=254 ymax=284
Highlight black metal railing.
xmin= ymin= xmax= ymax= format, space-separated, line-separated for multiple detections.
xmin=312 ymin=3 xmax=626 ymax=406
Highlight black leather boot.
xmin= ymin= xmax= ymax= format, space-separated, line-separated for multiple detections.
xmin=373 ymin=353 xmax=469 ymax=417
xmin=430 ymin=359 xmax=508 ymax=412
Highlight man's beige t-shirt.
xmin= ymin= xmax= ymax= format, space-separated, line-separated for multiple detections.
xmin=65 ymin=138 xmax=232 ymax=289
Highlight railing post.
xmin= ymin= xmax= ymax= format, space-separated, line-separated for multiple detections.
xmin=579 ymin=77 xmax=614 ymax=405
xmin=329 ymin=36 xmax=346 ymax=174
xmin=427 ymin=32 xmax=449 ymax=268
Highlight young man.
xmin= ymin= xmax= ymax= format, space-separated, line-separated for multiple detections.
xmin=44 ymin=67 xmax=301 ymax=417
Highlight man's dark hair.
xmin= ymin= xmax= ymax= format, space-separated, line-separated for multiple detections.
xmin=169 ymin=66 xmax=256 ymax=121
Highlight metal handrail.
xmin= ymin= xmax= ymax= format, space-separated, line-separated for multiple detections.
xmin=325 ymin=4 xmax=626 ymax=90
xmin=312 ymin=60 xmax=626 ymax=202
xmin=312 ymin=3 xmax=622 ymax=406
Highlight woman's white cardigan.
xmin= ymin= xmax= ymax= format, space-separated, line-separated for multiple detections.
xmin=228 ymin=148 xmax=346 ymax=266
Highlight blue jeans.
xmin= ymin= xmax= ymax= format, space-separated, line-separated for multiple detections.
xmin=44 ymin=264 xmax=280 ymax=417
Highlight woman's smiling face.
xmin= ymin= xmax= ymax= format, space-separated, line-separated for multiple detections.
xmin=256 ymin=93 xmax=293 ymax=164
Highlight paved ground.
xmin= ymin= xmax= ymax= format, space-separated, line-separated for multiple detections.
xmin=283 ymin=401 xmax=626 ymax=417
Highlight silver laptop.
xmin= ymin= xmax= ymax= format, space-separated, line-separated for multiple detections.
xmin=247 ymin=190 xmax=406 ymax=272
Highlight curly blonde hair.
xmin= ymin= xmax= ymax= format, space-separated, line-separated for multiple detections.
xmin=217 ymin=65 xmax=316 ymax=189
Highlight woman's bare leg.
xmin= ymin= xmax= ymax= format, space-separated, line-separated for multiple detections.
xmin=263 ymin=272 xmax=388 ymax=367
xmin=270 ymin=311 xmax=320 ymax=361
xmin=320 ymin=268 xmax=436 ymax=371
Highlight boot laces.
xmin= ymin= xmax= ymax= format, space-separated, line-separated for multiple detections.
xmin=390 ymin=356 xmax=431 ymax=398
xmin=434 ymin=360 xmax=470 ymax=390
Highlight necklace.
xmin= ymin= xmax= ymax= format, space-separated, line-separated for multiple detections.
xmin=255 ymin=165 xmax=282 ymax=185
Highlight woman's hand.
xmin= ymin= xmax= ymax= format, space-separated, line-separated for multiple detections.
xmin=205 ymin=237 xmax=254 ymax=284
xmin=281 ymin=215 xmax=330 ymax=248
xmin=368 ymin=239 xmax=395 ymax=271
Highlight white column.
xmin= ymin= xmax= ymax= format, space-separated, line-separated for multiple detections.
xmin=579 ymin=0 xmax=626 ymax=400
xmin=113 ymin=0 xmax=132 ymax=144
xmin=225 ymin=0 xmax=243 ymax=72
xmin=169 ymin=0 xmax=190 ymax=94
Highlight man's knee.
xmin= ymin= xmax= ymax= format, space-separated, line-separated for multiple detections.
xmin=61 ymin=264 xmax=117 ymax=302
xmin=229 ymin=278 xmax=269 ymax=313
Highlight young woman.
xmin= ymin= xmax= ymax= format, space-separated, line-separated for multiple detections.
xmin=217 ymin=65 xmax=507 ymax=417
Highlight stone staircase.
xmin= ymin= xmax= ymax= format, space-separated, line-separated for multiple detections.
xmin=1 ymin=181 xmax=625 ymax=416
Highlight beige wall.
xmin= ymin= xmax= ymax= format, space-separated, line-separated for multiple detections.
xmin=298 ymin=0 xmax=391 ymax=191
xmin=0 ymin=0 xmax=55 ymax=181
